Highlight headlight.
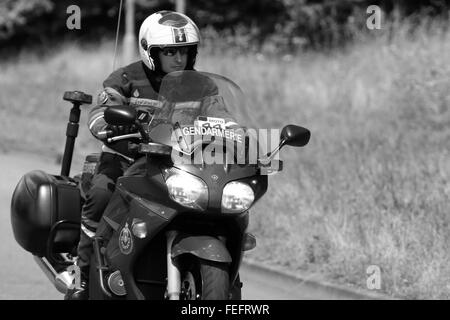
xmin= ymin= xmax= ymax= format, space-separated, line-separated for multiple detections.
xmin=166 ymin=170 xmax=208 ymax=210
xmin=222 ymin=182 xmax=255 ymax=213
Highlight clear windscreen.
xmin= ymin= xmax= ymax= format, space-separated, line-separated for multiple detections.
xmin=146 ymin=71 xmax=251 ymax=155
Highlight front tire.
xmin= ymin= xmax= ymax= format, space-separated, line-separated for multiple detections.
xmin=200 ymin=260 xmax=229 ymax=300
xmin=180 ymin=257 xmax=229 ymax=300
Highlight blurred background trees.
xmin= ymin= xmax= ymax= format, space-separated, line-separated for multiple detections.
xmin=0 ymin=0 xmax=449 ymax=54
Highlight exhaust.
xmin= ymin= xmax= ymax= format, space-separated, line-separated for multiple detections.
xmin=33 ymin=256 xmax=75 ymax=294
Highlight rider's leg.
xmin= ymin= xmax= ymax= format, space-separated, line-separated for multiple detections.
xmin=65 ymin=152 xmax=129 ymax=300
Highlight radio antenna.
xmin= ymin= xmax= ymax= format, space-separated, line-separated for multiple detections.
xmin=112 ymin=0 xmax=124 ymax=71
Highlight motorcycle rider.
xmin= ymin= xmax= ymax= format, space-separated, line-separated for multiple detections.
xmin=65 ymin=10 xmax=204 ymax=300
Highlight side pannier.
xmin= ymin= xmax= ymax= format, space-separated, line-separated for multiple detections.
xmin=11 ymin=170 xmax=81 ymax=257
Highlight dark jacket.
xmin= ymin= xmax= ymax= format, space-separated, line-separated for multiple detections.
xmin=88 ymin=61 xmax=163 ymax=158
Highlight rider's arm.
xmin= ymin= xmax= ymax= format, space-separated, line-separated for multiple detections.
xmin=87 ymin=70 xmax=130 ymax=140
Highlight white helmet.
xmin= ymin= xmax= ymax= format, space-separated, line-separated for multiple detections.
xmin=138 ymin=11 xmax=201 ymax=71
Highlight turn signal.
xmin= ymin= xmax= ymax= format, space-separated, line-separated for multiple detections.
xmin=242 ymin=233 xmax=256 ymax=251
xmin=132 ymin=220 xmax=147 ymax=239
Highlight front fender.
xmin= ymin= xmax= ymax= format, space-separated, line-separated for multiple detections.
xmin=172 ymin=234 xmax=232 ymax=263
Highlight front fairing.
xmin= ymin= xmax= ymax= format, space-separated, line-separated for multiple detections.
xmin=100 ymin=176 xmax=250 ymax=299
xmin=141 ymin=71 xmax=267 ymax=213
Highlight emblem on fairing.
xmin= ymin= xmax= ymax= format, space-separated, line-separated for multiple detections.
xmin=119 ymin=222 xmax=133 ymax=255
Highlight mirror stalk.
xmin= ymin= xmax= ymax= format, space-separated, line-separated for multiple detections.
xmin=258 ymin=138 xmax=286 ymax=165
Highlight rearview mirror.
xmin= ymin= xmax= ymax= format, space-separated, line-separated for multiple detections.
xmin=104 ymin=105 xmax=136 ymax=126
xmin=258 ymin=125 xmax=310 ymax=165
xmin=280 ymin=125 xmax=310 ymax=147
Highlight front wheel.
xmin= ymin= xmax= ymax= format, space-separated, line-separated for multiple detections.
xmin=180 ymin=258 xmax=229 ymax=300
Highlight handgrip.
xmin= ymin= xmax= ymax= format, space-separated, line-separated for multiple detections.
xmin=97 ymin=130 xmax=114 ymax=140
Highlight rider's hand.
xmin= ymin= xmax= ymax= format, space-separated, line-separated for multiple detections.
xmin=224 ymin=119 xmax=247 ymax=133
xmin=106 ymin=124 xmax=138 ymax=136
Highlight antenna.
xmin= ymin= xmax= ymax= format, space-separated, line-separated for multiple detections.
xmin=123 ymin=0 xmax=136 ymax=64
xmin=176 ymin=0 xmax=186 ymax=13
xmin=112 ymin=0 xmax=124 ymax=71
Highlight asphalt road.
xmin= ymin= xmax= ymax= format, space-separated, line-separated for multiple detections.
xmin=0 ymin=151 xmax=364 ymax=300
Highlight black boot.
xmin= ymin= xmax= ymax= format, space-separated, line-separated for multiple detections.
xmin=64 ymin=267 xmax=89 ymax=300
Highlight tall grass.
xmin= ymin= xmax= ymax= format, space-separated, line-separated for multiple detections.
xmin=1 ymin=18 xmax=449 ymax=298
xmin=206 ymin=18 xmax=450 ymax=299
xmin=0 ymin=41 xmax=114 ymax=166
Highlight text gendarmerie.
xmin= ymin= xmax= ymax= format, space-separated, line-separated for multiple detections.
xmin=181 ymin=126 xmax=243 ymax=143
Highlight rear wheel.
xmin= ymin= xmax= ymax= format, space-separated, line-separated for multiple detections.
xmin=179 ymin=257 xmax=229 ymax=300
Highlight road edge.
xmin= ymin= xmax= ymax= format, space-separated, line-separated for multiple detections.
xmin=242 ymin=257 xmax=396 ymax=300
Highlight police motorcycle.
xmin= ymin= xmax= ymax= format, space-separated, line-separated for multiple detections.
xmin=11 ymin=71 xmax=310 ymax=300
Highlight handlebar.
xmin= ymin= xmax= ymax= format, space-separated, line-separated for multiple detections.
xmin=96 ymin=130 xmax=142 ymax=143
xmin=107 ymin=133 xmax=142 ymax=143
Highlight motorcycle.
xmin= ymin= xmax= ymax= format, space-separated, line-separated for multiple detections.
xmin=10 ymin=71 xmax=310 ymax=300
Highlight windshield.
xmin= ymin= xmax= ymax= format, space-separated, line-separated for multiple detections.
xmin=147 ymin=71 xmax=251 ymax=154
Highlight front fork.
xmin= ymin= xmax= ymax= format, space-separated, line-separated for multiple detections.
xmin=166 ymin=230 xmax=181 ymax=300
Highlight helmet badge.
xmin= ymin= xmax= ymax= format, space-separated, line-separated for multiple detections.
xmin=173 ymin=28 xmax=187 ymax=43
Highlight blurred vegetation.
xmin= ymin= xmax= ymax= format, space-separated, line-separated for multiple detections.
xmin=1 ymin=0 xmax=449 ymax=56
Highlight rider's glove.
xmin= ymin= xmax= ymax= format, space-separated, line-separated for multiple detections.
xmin=106 ymin=124 xmax=138 ymax=137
